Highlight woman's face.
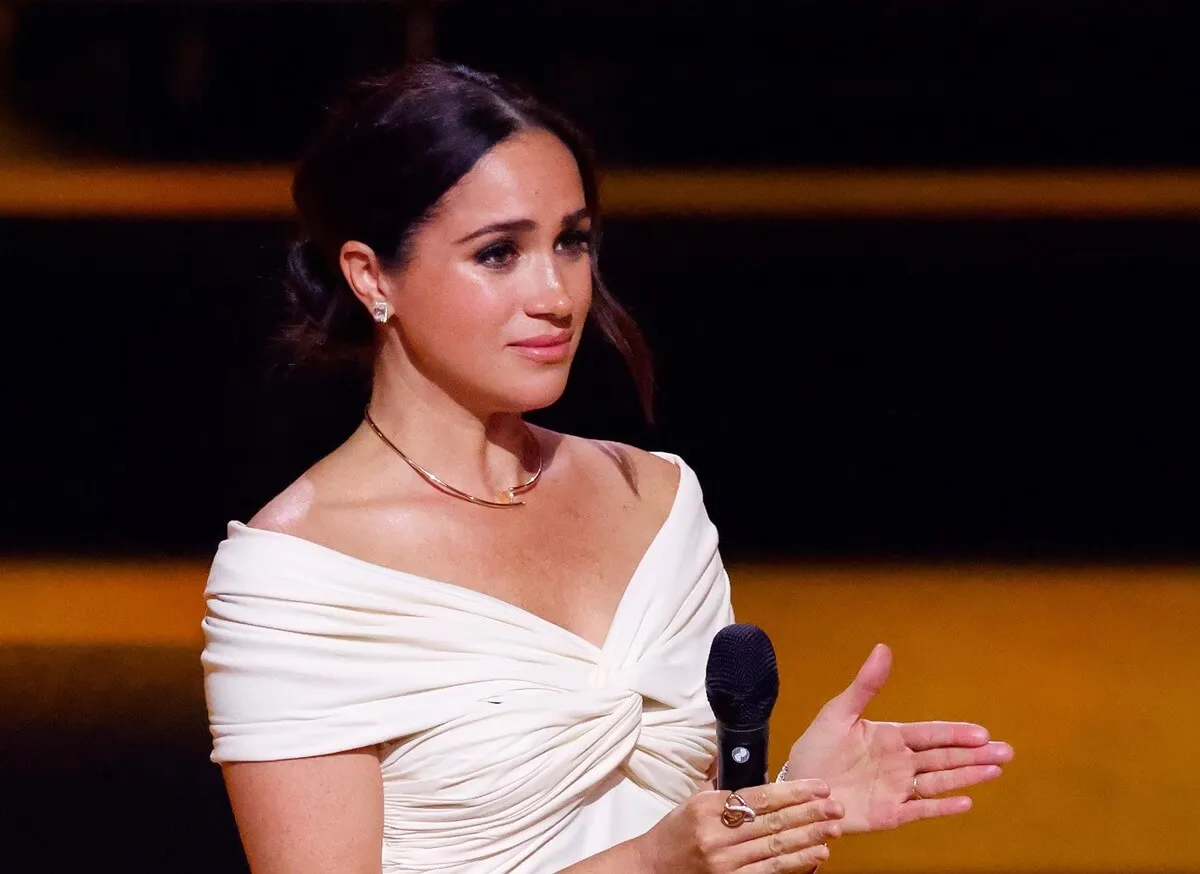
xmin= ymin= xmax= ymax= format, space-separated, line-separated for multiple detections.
xmin=385 ymin=128 xmax=594 ymax=414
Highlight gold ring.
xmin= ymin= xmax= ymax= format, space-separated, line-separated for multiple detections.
xmin=721 ymin=792 xmax=757 ymax=827
xmin=911 ymin=775 xmax=924 ymax=800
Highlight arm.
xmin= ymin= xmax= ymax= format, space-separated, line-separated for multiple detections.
xmin=558 ymin=757 xmax=716 ymax=872
xmin=221 ymin=746 xmax=384 ymax=874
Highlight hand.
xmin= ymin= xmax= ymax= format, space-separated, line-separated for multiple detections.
xmin=783 ymin=643 xmax=1013 ymax=834
xmin=635 ymin=779 xmax=843 ymax=874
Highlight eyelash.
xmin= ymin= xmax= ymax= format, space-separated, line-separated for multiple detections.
xmin=475 ymin=229 xmax=592 ymax=269
xmin=558 ymin=229 xmax=592 ymax=254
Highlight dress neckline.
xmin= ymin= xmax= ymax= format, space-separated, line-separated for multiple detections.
xmin=225 ymin=452 xmax=690 ymax=653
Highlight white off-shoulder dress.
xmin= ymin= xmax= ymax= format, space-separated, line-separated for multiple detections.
xmin=202 ymin=453 xmax=734 ymax=873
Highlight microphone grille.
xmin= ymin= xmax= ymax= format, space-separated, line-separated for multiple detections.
xmin=705 ymin=623 xmax=780 ymax=730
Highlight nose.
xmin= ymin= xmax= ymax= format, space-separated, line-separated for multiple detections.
xmin=525 ymin=255 xmax=572 ymax=319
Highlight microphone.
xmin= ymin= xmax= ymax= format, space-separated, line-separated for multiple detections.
xmin=705 ymin=623 xmax=780 ymax=791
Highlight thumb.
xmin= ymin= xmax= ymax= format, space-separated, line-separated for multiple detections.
xmin=824 ymin=642 xmax=892 ymax=722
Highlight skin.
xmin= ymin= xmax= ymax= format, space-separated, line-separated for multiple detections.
xmin=221 ymin=128 xmax=1012 ymax=874
xmin=784 ymin=643 xmax=1013 ymax=835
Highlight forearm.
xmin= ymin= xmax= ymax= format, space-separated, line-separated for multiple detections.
xmin=557 ymin=834 xmax=653 ymax=874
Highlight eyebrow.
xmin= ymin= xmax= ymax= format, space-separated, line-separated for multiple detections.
xmin=453 ymin=207 xmax=591 ymax=245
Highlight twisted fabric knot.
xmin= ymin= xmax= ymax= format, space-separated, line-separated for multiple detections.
xmin=203 ymin=452 xmax=733 ymax=873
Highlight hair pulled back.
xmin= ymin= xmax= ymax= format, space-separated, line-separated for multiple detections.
xmin=283 ymin=60 xmax=653 ymax=419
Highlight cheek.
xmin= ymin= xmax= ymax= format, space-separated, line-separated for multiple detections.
xmin=456 ymin=271 xmax=515 ymax=326
xmin=408 ymin=267 xmax=512 ymax=343
xmin=571 ymin=262 xmax=594 ymax=313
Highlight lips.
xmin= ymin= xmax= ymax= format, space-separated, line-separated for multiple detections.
xmin=511 ymin=332 xmax=573 ymax=348
xmin=509 ymin=332 xmax=574 ymax=363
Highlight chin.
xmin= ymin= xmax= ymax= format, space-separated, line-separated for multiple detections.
xmin=514 ymin=385 xmax=569 ymax=414
xmin=496 ymin=372 xmax=571 ymax=414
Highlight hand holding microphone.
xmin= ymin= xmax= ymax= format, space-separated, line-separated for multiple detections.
xmin=632 ymin=624 xmax=843 ymax=874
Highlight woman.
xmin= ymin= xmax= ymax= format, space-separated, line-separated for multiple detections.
xmin=201 ymin=61 xmax=1012 ymax=873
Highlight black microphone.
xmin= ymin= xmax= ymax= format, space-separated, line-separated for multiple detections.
xmin=705 ymin=623 xmax=780 ymax=791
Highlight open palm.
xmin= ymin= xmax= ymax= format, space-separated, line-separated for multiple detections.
xmin=784 ymin=644 xmax=1013 ymax=834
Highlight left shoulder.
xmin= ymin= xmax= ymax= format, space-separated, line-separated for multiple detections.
xmin=549 ymin=431 xmax=683 ymax=512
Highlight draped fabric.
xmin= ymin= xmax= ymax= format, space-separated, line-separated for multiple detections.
xmin=202 ymin=453 xmax=734 ymax=872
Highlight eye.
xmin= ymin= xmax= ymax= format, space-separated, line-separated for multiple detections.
xmin=475 ymin=240 xmax=519 ymax=269
xmin=556 ymin=228 xmax=592 ymax=257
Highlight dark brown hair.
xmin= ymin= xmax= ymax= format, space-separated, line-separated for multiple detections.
xmin=283 ymin=60 xmax=653 ymax=419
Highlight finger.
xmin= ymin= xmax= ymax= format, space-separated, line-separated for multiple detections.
xmin=735 ymin=778 xmax=830 ymax=815
xmin=736 ymin=816 xmax=842 ymax=867
xmin=823 ymin=643 xmax=892 ymax=722
xmin=899 ymin=720 xmax=991 ymax=750
xmin=739 ymin=839 xmax=831 ymax=874
xmin=746 ymin=797 xmax=844 ymax=842
xmin=917 ymin=764 xmax=1003 ymax=798
xmin=896 ymin=795 xmax=972 ymax=827
xmin=914 ymin=741 xmax=1014 ymax=773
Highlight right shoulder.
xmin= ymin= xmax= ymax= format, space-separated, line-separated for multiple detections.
xmin=208 ymin=472 xmax=329 ymax=598
xmin=245 ymin=440 xmax=364 ymax=540
xmin=233 ymin=440 xmax=425 ymax=573
xmin=247 ymin=473 xmax=321 ymax=537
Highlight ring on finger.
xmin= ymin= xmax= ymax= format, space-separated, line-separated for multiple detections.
xmin=721 ymin=792 xmax=757 ymax=828
xmin=911 ymin=775 xmax=924 ymax=800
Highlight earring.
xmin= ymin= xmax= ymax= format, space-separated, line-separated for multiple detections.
xmin=371 ymin=300 xmax=391 ymax=323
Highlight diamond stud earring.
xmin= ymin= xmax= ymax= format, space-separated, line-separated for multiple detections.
xmin=372 ymin=300 xmax=391 ymax=323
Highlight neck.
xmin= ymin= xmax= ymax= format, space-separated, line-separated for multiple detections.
xmin=362 ymin=358 xmax=536 ymax=503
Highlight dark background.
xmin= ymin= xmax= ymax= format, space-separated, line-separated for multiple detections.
xmin=9 ymin=0 xmax=1200 ymax=166
xmin=3 ymin=0 xmax=1198 ymax=563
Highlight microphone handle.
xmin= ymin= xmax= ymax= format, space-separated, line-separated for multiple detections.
xmin=716 ymin=723 xmax=770 ymax=791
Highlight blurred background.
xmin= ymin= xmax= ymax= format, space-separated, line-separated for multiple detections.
xmin=1 ymin=1 xmax=1197 ymax=871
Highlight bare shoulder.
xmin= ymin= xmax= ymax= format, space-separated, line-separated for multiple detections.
xmin=549 ymin=430 xmax=681 ymax=515
xmin=245 ymin=446 xmax=359 ymax=539
xmin=603 ymin=439 xmax=681 ymax=503
xmin=246 ymin=473 xmax=321 ymax=536
xmin=243 ymin=424 xmax=390 ymax=539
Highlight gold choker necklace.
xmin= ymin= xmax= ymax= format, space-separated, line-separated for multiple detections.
xmin=363 ymin=407 xmax=542 ymax=508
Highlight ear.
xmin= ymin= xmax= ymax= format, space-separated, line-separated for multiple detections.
xmin=339 ymin=240 xmax=395 ymax=316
